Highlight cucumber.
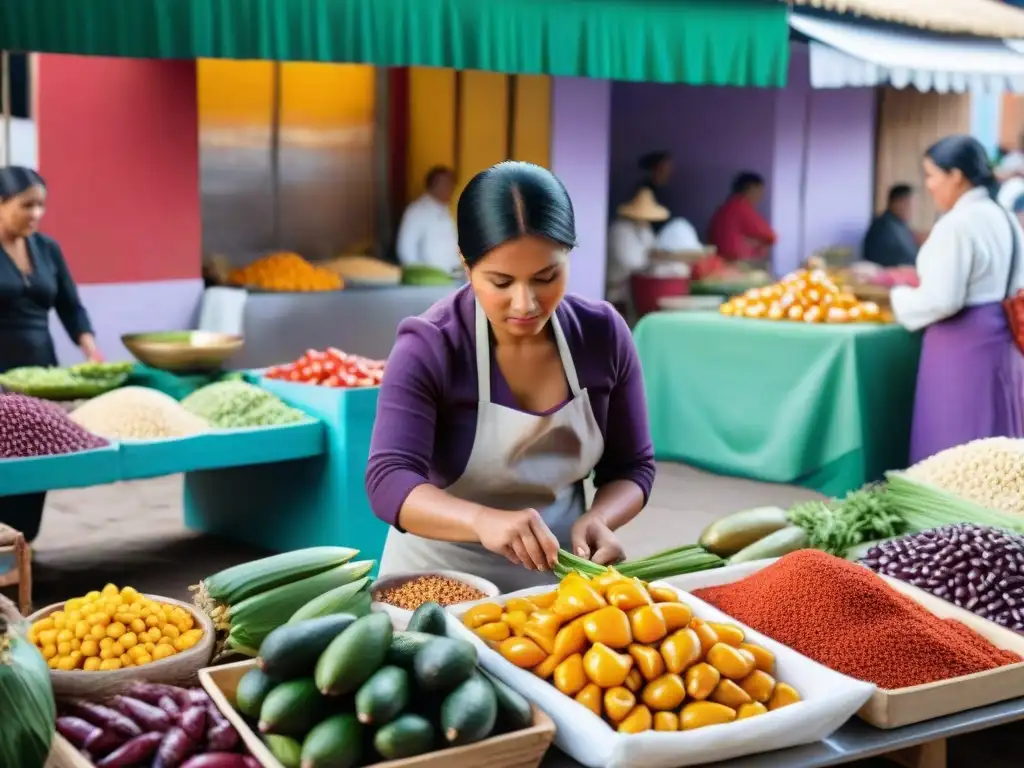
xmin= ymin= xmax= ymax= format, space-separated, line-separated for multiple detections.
xmin=235 ymin=666 xmax=277 ymax=719
xmin=289 ymin=578 xmax=371 ymax=623
xmin=264 ymin=734 xmax=302 ymax=768
xmin=699 ymin=507 xmax=791 ymax=557
xmin=441 ymin=672 xmax=498 ymax=746
xmin=481 ymin=668 xmax=532 ymax=730
xmin=259 ymin=613 xmax=359 ymax=681
xmin=728 ymin=525 xmax=810 ymax=564
xmin=315 ymin=613 xmax=394 ymax=696
xmin=355 ymin=665 xmax=410 ymax=725
xmin=258 ymin=679 xmax=331 ymax=737
xmin=387 ymin=631 xmax=435 ymax=668
xmin=413 ymin=637 xmax=478 ymax=692
xmin=373 ymin=714 xmax=436 ymax=760
xmin=406 ymin=602 xmax=447 ymax=636
xmin=301 ymin=714 xmax=362 ymax=768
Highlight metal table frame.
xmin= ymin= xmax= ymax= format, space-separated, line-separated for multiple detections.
xmin=541 ymin=698 xmax=1024 ymax=768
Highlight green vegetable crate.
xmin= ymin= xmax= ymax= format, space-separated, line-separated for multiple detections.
xmin=199 ymin=660 xmax=556 ymax=768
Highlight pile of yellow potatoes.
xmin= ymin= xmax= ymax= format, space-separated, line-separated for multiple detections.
xmin=719 ymin=268 xmax=890 ymax=323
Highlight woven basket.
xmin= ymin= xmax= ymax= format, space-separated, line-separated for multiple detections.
xmin=26 ymin=593 xmax=215 ymax=698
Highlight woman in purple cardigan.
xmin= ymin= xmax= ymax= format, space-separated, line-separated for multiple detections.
xmin=365 ymin=162 xmax=656 ymax=591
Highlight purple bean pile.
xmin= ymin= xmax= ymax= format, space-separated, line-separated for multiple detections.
xmin=861 ymin=523 xmax=1024 ymax=631
xmin=0 ymin=392 xmax=107 ymax=458
xmin=58 ymin=683 xmax=258 ymax=768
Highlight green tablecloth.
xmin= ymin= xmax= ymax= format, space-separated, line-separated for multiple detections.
xmin=634 ymin=313 xmax=923 ymax=497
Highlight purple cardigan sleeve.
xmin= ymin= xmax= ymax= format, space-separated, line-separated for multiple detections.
xmin=365 ymin=318 xmax=446 ymax=526
xmin=592 ymin=308 xmax=656 ymax=501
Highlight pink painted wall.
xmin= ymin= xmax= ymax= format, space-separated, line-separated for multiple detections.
xmin=609 ymin=43 xmax=877 ymax=275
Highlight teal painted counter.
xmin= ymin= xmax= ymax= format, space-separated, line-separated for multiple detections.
xmin=0 ymin=444 xmax=121 ymax=496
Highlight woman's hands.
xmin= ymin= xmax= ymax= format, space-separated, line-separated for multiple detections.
xmin=474 ymin=506 xmax=559 ymax=571
xmin=571 ymin=511 xmax=625 ymax=566
xmin=78 ymin=333 xmax=103 ymax=363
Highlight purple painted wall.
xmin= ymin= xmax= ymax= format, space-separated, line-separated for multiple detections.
xmin=50 ymin=279 xmax=204 ymax=364
xmin=609 ymin=43 xmax=877 ymax=276
xmin=551 ymin=77 xmax=612 ymax=300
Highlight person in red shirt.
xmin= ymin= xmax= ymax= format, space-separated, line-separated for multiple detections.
xmin=707 ymin=172 xmax=777 ymax=263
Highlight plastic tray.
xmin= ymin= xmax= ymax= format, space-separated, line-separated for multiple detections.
xmin=0 ymin=444 xmax=121 ymax=496
xmin=119 ymin=420 xmax=326 ymax=480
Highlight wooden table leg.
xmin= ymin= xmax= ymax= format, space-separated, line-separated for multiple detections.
xmin=884 ymin=738 xmax=947 ymax=768
xmin=15 ymin=534 xmax=32 ymax=616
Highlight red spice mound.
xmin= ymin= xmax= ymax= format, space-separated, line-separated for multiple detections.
xmin=693 ymin=550 xmax=1021 ymax=689
xmin=0 ymin=392 xmax=108 ymax=458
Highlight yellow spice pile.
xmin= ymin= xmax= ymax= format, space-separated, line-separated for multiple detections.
xmin=70 ymin=387 xmax=211 ymax=440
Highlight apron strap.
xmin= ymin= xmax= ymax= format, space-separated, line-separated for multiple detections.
xmin=551 ymin=313 xmax=582 ymax=396
xmin=474 ymin=299 xmax=492 ymax=403
xmin=474 ymin=300 xmax=582 ymax=401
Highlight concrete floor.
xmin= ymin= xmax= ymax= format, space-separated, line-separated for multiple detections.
xmin=11 ymin=463 xmax=1016 ymax=766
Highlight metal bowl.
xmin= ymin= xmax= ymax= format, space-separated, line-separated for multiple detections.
xmin=122 ymin=331 xmax=244 ymax=372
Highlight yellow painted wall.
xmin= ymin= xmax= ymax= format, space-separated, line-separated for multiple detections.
xmin=197 ymin=60 xmax=274 ymax=127
xmin=405 ymin=68 xmax=553 ymax=206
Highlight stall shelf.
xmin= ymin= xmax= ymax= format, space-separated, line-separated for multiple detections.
xmin=183 ymin=378 xmax=387 ymax=568
xmin=542 ymin=696 xmax=1024 ymax=767
xmin=0 ymin=444 xmax=121 ymax=496
xmin=635 ymin=312 xmax=922 ymax=497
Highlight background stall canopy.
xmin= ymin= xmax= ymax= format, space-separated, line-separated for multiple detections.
xmin=0 ymin=0 xmax=791 ymax=86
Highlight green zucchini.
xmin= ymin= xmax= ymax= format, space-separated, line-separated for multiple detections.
xmin=728 ymin=526 xmax=809 ymax=564
xmin=699 ymin=507 xmax=791 ymax=557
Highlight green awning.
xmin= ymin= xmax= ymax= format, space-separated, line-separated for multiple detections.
xmin=0 ymin=0 xmax=790 ymax=86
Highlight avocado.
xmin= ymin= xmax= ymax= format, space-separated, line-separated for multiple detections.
xmin=387 ymin=631 xmax=435 ymax=668
xmin=263 ymin=734 xmax=302 ymax=768
xmin=406 ymin=602 xmax=447 ymax=636
xmin=480 ymin=668 xmax=533 ymax=731
xmin=373 ymin=714 xmax=436 ymax=760
xmin=441 ymin=672 xmax=498 ymax=746
xmin=258 ymin=679 xmax=331 ymax=737
xmin=235 ymin=666 xmax=277 ymax=719
xmin=315 ymin=612 xmax=394 ymax=696
xmin=413 ymin=636 xmax=478 ymax=692
xmin=301 ymin=714 xmax=362 ymax=768
xmin=355 ymin=665 xmax=410 ymax=725
xmin=259 ymin=613 xmax=358 ymax=681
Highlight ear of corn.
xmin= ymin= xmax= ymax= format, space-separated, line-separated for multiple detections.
xmin=288 ymin=577 xmax=371 ymax=623
xmin=226 ymin=560 xmax=375 ymax=651
xmin=0 ymin=596 xmax=55 ymax=768
xmin=194 ymin=546 xmax=358 ymax=606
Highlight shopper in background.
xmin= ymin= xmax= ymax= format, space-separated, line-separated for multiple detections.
xmin=862 ymin=184 xmax=921 ymax=267
xmin=707 ymin=172 xmax=777 ymax=265
xmin=0 ymin=165 xmax=101 ymax=540
xmin=996 ymin=131 xmax=1024 ymax=211
xmin=606 ymin=188 xmax=670 ymax=310
xmin=367 ymin=161 xmax=655 ymax=592
xmin=890 ymin=135 xmax=1024 ymax=463
xmin=635 ymin=151 xmax=674 ymax=233
xmin=395 ymin=165 xmax=460 ymax=272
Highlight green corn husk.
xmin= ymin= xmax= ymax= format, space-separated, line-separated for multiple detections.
xmin=885 ymin=472 xmax=1024 ymax=534
xmin=226 ymin=560 xmax=375 ymax=651
xmin=193 ymin=546 xmax=359 ymax=607
xmin=288 ymin=577 xmax=372 ymax=623
xmin=0 ymin=596 xmax=55 ymax=768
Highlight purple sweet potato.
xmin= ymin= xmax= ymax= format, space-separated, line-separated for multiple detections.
xmin=56 ymin=716 xmax=101 ymax=749
xmin=65 ymin=700 xmax=143 ymax=738
xmin=159 ymin=695 xmax=183 ymax=719
xmin=153 ymin=727 xmax=197 ymax=768
xmin=180 ymin=706 xmax=207 ymax=743
xmin=110 ymin=695 xmax=172 ymax=732
xmin=206 ymin=721 xmax=239 ymax=752
xmin=95 ymin=732 xmax=163 ymax=767
xmin=180 ymin=755 xmax=252 ymax=768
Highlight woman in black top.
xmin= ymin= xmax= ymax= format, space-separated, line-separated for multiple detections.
xmin=0 ymin=166 xmax=101 ymax=539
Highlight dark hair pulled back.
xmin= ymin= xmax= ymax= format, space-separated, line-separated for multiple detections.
xmin=925 ymin=135 xmax=997 ymax=198
xmin=0 ymin=166 xmax=44 ymax=201
xmin=456 ymin=161 xmax=577 ymax=267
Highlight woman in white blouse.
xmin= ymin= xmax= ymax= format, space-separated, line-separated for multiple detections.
xmin=891 ymin=135 xmax=1024 ymax=463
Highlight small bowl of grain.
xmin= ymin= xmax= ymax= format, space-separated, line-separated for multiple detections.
xmin=371 ymin=570 xmax=500 ymax=629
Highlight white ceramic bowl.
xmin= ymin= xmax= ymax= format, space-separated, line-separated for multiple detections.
xmin=370 ymin=570 xmax=500 ymax=629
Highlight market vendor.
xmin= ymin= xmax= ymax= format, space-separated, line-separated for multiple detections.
xmin=862 ymin=184 xmax=922 ymax=268
xmin=366 ymin=161 xmax=656 ymax=591
xmin=395 ymin=165 xmax=459 ymax=272
xmin=0 ymin=165 xmax=101 ymax=541
xmin=707 ymin=172 xmax=777 ymax=263
xmin=605 ymin=188 xmax=669 ymax=308
xmin=890 ymin=135 xmax=1024 ymax=463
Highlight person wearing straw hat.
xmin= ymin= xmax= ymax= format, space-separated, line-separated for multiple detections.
xmin=606 ymin=188 xmax=669 ymax=308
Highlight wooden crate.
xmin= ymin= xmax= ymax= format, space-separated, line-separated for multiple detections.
xmin=200 ymin=660 xmax=556 ymax=768
xmin=45 ymin=734 xmax=93 ymax=768
xmin=859 ymin=575 xmax=1024 ymax=729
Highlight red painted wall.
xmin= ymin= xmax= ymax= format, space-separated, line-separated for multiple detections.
xmin=36 ymin=56 xmax=200 ymax=285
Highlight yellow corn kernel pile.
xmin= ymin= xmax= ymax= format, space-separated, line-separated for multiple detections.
xmin=28 ymin=583 xmax=204 ymax=672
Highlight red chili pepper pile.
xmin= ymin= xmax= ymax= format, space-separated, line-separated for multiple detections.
xmin=264 ymin=348 xmax=384 ymax=388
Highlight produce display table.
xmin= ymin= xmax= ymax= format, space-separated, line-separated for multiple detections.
xmin=634 ymin=313 xmax=922 ymax=497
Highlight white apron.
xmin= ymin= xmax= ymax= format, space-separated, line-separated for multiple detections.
xmin=378 ymin=301 xmax=605 ymax=592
